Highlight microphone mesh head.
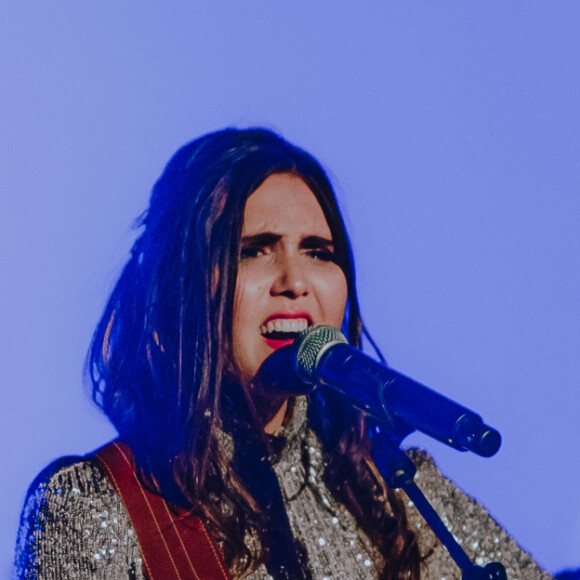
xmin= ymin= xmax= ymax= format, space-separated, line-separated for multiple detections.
xmin=295 ymin=325 xmax=348 ymax=382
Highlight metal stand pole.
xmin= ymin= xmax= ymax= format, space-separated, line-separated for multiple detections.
xmin=371 ymin=423 xmax=507 ymax=580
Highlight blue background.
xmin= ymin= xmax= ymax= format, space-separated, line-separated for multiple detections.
xmin=2 ymin=3 xmax=579 ymax=576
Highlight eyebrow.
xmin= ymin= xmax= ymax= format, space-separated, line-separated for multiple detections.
xmin=240 ymin=232 xmax=334 ymax=249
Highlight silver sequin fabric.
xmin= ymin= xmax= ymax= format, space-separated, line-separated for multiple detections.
xmin=14 ymin=398 xmax=552 ymax=579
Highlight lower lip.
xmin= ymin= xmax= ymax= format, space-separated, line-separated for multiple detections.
xmin=263 ymin=337 xmax=296 ymax=350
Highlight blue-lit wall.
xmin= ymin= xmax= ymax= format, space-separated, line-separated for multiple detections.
xmin=2 ymin=3 xmax=579 ymax=576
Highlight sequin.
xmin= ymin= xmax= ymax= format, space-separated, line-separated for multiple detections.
xmin=14 ymin=396 xmax=553 ymax=580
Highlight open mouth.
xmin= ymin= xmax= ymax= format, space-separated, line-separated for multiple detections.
xmin=260 ymin=317 xmax=310 ymax=346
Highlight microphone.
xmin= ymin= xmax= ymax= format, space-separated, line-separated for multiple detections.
xmin=259 ymin=325 xmax=501 ymax=457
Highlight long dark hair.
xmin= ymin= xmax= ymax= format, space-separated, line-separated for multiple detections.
xmin=89 ymin=128 xmax=421 ymax=579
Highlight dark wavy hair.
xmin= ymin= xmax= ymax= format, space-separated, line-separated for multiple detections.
xmin=89 ymin=128 xmax=421 ymax=579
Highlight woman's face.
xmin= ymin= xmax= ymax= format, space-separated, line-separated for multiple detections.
xmin=232 ymin=173 xmax=348 ymax=386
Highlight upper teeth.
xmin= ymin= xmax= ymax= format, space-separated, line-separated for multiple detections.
xmin=261 ymin=318 xmax=309 ymax=335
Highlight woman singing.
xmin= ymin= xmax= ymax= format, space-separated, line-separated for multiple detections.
xmin=15 ymin=128 xmax=551 ymax=579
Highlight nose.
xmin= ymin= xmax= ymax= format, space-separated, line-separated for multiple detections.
xmin=270 ymin=252 xmax=309 ymax=298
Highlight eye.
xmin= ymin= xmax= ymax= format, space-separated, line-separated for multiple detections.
xmin=239 ymin=233 xmax=278 ymax=261
xmin=306 ymin=248 xmax=336 ymax=262
xmin=239 ymin=245 xmax=266 ymax=260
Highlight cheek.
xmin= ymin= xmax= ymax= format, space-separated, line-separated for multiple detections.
xmin=231 ymin=268 xmax=269 ymax=379
xmin=319 ymin=268 xmax=349 ymax=327
xmin=232 ymin=273 xmax=252 ymax=343
xmin=233 ymin=267 xmax=264 ymax=330
xmin=231 ymin=285 xmax=252 ymax=380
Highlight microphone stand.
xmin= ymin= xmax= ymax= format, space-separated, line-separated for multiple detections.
xmin=370 ymin=422 xmax=507 ymax=580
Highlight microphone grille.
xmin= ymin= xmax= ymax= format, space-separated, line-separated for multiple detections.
xmin=295 ymin=325 xmax=348 ymax=382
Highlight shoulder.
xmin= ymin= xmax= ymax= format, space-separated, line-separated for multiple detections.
xmin=19 ymin=454 xmax=121 ymax=535
xmin=15 ymin=454 xmax=143 ymax=579
xmin=405 ymin=448 xmax=553 ymax=580
xmin=25 ymin=454 xmax=110 ymax=501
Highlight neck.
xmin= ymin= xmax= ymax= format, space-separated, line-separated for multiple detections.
xmin=264 ymin=399 xmax=289 ymax=434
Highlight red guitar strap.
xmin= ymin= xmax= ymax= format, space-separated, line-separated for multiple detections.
xmin=95 ymin=440 xmax=232 ymax=580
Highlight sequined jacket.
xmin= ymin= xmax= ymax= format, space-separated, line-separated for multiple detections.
xmin=14 ymin=398 xmax=552 ymax=580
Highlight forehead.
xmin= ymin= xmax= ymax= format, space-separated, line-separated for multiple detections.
xmin=242 ymin=173 xmax=332 ymax=237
